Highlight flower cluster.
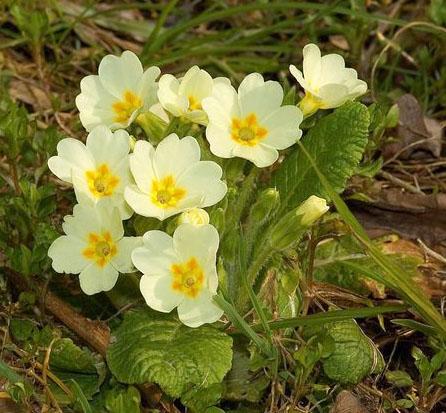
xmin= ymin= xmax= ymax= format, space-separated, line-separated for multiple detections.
xmin=48 ymin=44 xmax=365 ymax=327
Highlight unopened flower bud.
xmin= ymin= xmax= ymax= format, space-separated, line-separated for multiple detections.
xmin=248 ymin=188 xmax=280 ymax=226
xmin=295 ymin=195 xmax=329 ymax=226
xmin=178 ymin=208 xmax=210 ymax=226
xmin=136 ymin=110 xmax=168 ymax=143
xmin=270 ymin=195 xmax=329 ymax=250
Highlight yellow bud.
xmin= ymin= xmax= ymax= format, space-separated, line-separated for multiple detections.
xmin=295 ymin=195 xmax=329 ymax=226
xmin=178 ymin=208 xmax=210 ymax=226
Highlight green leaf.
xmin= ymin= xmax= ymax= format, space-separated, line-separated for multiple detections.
xmin=70 ymin=379 xmax=93 ymax=413
xmin=272 ymin=102 xmax=370 ymax=211
xmin=9 ymin=318 xmax=37 ymax=342
xmin=223 ymin=349 xmax=269 ymax=402
xmin=412 ymin=346 xmax=432 ymax=384
xmin=435 ymin=370 xmax=446 ymax=386
xmin=181 ymin=382 xmax=223 ymax=412
xmin=104 ymin=385 xmax=141 ymax=413
xmin=107 ymin=309 xmax=233 ymax=398
xmin=396 ymin=399 xmax=414 ymax=408
xmin=429 ymin=0 xmax=446 ymax=25
xmin=321 ymin=320 xmax=384 ymax=384
xmin=385 ymin=370 xmax=413 ymax=387
xmin=49 ymin=338 xmax=105 ymax=403
xmin=0 ymin=360 xmax=33 ymax=403
xmin=295 ymin=138 xmax=446 ymax=337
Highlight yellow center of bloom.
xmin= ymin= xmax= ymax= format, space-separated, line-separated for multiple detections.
xmin=188 ymin=95 xmax=202 ymax=111
xmin=171 ymin=257 xmax=204 ymax=298
xmin=231 ymin=113 xmax=268 ymax=146
xmin=82 ymin=232 xmax=117 ymax=268
xmin=112 ymin=90 xmax=143 ymax=123
xmin=150 ymin=175 xmax=186 ymax=208
xmin=85 ymin=164 xmax=120 ymax=198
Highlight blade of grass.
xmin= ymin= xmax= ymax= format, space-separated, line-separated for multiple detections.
xmin=214 ymin=294 xmax=272 ymax=358
xmin=392 ymin=319 xmax=438 ymax=337
xmin=141 ymin=2 xmax=407 ymax=63
xmin=70 ymin=380 xmax=92 ymax=413
xmin=297 ymin=140 xmax=446 ymax=337
xmin=145 ymin=0 xmax=180 ymax=47
xmin=262 ymin=304 xmax=407 ymax=330
xmin=238 ymin=227 xmax=277 ymax=359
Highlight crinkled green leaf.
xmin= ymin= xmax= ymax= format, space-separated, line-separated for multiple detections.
xmin=9 ymin=318 xmax=37 ymax=342
xmin=104 ymin=385 xmax=141 ymax=413
xmin=272 ymin=102 xmax=370 ymax=211
xmin=48 ymin=338 xmax=105 ymax=403
xmin=107 ymin=309 xmax=233 ymax=398
xmin=385 ymin=370 xmax=413 ymax=387
xmin=181 ymin=382 xmax=223 ymax=412
xmin=322 ymin=320 xmax=384 ymax=384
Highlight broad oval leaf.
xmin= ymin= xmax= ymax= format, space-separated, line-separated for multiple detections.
xmin=322 ymin=320 xmax=384 ymax=384
xmin=106 ymin=309 xmax=233 ymax=398
xmin=272 ymin=102 xmax=370 ymax=211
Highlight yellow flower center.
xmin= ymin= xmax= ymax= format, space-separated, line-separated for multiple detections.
xmin=151 ymin=175 xmax=186 ymax=209
xmin=82 ymin=232 xmax=117 ymax=268
xmin=112 ymin=90 xmax=143 ymax=123
xmin=188 ymin=95 xmax=202 ymax=111
xmin=85 ymin=164 xmax=120 ymax=198
xmin=231 ymin=113 xmax=268 ymax=146
xmin=171 ymin=257 xmax=204 ymax=298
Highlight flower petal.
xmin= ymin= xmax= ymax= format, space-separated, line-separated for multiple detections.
xmin=124 ymin=185 xmax=165 ymax=219
xmin=289 ymin=64 xmax=309 ymax=90
xmin=232 ymin=143 xmax=279 ymax=168
xmin=205 ymin=124 xmax=236 ymax=159
xmin=86 ymin=126 xmax=130 ymax=167
xmin=132 ymin=230 xmax=177 ymax=276
xmin=76 ymin=75 xmax=117 ymax=131
xmin=173 ymin=223 xmax=219 ymax=266
xmin=178 ymin=66 xmax=213 ymax=102
xmin=129 ymin=140 xmax=156 ymax=192
xmin=177 ymin=290 xmax=223 ymax=327
xmin=302 ymin=43 xmax=322 ymax=86
xmin=238 ymin=73 xmax=283 ymax=119
xmin=202 ymin=82 xmax=239 ymax=128
xmin=176 ymin=161 xmax=227 ymax=208
xmin=153 ymin=134 xmax=200 ymax=178
xmin=62 ymin=203 xmax=123 ymax=242
xmin=261 ymin=105 xmax=303 ymax=150
xmin=48 ymin=235 xmax=88 ymax=274
xmin=48 ymin=138 xmax=94 ymax=183
xmin=79 ymin=263 xmax=119 ymax=295
xmin=98 ymin=51 xmax=143 ymax=98
xmin=317 ymin=83 xmax=350 ymax=108
xmin=158 ymin=73 xmax=188 ymax=116
xmin=112 ymin=237 xmax=142 ymax=273
xmin=138 ymin=66 xmax=161 ymax=109
xmin=140 ymin=274 xmax=182 ymax=313
xmin=319 ymin=53 xmax=346 ymax=84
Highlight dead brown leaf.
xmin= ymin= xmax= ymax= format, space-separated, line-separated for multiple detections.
xmin=330 ymin=391 xmax=368 ymax=413
xmin=9 ymin=79 xmax=51 ymax=110
xmin=382 ymin=94 xmax=442 ymax=160
xmin=329 ymin=35 xmax=350 ymax=50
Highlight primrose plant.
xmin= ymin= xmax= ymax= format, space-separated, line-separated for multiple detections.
xmin=48 ymin=43 xmax=366 ymax=331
